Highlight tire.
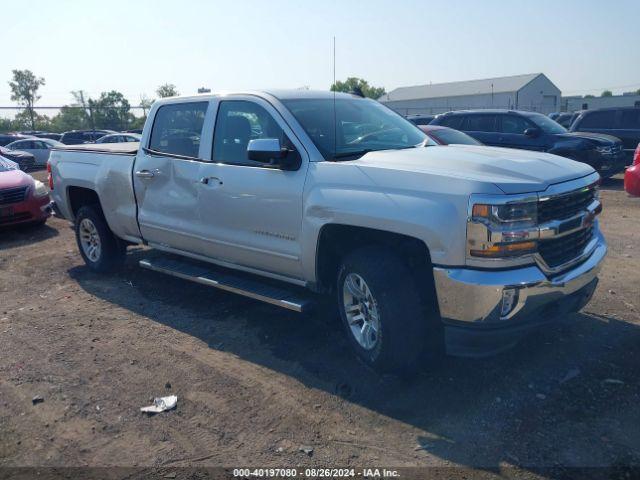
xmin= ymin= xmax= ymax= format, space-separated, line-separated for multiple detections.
xmin=336 ymin=246 xmax=435 ymax=373
xmin=75 ymin=205 xmax=125 ymax=273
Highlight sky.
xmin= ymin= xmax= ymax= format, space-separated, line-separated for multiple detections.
xmin=1 ymin=0 xmax=639 ymax=111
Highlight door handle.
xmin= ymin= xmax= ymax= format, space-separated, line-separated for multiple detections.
xmin=135 ymin=169 xmax=159 ymax=179
xmin=200 ymin=176 xmax=223 ymax=185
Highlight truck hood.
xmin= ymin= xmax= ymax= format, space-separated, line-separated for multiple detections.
xmin=556 ymin=131 xmax=621 ymax=145
xmin=352 ymin=145 xmax=596 ymax=194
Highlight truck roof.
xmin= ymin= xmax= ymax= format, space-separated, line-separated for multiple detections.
xmin=156 ymin=89 xmax=362 ymax=105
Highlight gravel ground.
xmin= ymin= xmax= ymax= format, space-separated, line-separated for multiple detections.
xmin=0 ymin=171 xmax=638 ymax=478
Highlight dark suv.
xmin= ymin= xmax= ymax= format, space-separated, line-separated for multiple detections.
xmin=570 ymin=107 xmax=640 ymax=165
xmin=406 ymin=114 xmax=435 ymax=126
xmin=59 ymin=129 xmax=115 ymax=145
xmin=431 ymin=109 xmax=627 ymax=177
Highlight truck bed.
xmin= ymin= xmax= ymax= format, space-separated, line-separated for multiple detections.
xmin=55 ymin=142 xmax=139 ymax=155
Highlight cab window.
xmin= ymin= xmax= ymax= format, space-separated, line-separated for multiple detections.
xmin=149 ymin=102 xmax=208 ymax=157
xmin=499 ymin=115 xmax=532 ymax=134
xmin=212 ymin=100 xmax=295 ymax=166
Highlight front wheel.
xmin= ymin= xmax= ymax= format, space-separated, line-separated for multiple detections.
xmin=75 ymin=205 xmax=125 ymax=273
xmin=337 ymin=246 xmax=433 ymax=373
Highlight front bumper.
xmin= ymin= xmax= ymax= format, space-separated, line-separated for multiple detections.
xmin=433 ymin=232 xmax=607 ymax=357
xmin=0 ymin=194 xmax=51 ymax=227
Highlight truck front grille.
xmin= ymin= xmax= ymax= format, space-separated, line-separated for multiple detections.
xmin=0 ymin=186 xmax=28 ymax=205
xmin=538 ymin=186 xmax=596 ymax=223
xmin=538 ymin=226 xmax=594 ymax=268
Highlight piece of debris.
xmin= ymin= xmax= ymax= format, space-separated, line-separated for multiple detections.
xmin=140 ymin=395 xmax=177 ymax=414
xmin=276 ymin=447 xmax=284 ymax=453
xmin=313 ymin=403 xmax=321 ymax=409
xmin=608 ymin=289 xmax=616 ymax=295
xmin=32 ymin=395 xmax=44 ymax=405
xmin=163 ymin=473 xmax=177 ymax=479
xmin=560 ymin=367 xmax=581 ymax=384
xmin=299 ymin=445 xmax=314 ymax=456
xmin=165 ymin=382 xmax=172 ymax=390
xmin=603 ymin=379 xmax=624 ymax=385
xmin=536 ymin=393 xmax=547 ymax=400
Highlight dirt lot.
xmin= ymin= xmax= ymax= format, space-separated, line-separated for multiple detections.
xmin=1 ymin=171 xmax=639 ymax=477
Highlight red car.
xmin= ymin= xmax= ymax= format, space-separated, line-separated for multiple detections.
xmin=418 ymin=125 xmax=483 ymax=146
xmin=0 ymin=158 xmax=51 ymax=227
xmin=624 ymin=143 xmax=640 ymax=196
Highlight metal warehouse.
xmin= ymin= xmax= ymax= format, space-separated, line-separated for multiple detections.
xmin=380 ymin=73 xmax=562 ymax=115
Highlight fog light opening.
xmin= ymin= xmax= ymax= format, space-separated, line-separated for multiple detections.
xmin=500 ymin=288 xmax=519 ymax=318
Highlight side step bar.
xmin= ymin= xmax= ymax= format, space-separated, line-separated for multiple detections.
xmin=139 ymin=257 xmax=314 ymax=313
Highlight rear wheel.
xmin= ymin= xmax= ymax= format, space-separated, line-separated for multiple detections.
xmin=337 ymin=246 xmax=434 ymax=373
xmin=75 ymin=205 xmax=125 ymax=273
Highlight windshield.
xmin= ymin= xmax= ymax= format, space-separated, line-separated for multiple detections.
xmin=527 ymin=113 xmax=568 ymax=134
xmin=281 ymin=97 xmax=426 ymax=160
xmin=0 ymin=156 xmax=18 ymax=171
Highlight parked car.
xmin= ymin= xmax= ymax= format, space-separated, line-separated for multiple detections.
xmin=59 ymin=129 xmax=116 ymax=145
xmin=418 ymin=125 xmax=482 ymax=145
xmin=34 ymin=132 xmax=63 ymax=141
xmin=548 ymin=112 xmax=560 ymax=120
xmin=431 ymin=109 xmax=627 ymax=178
xmin=555 ymin=111 xmax=584 ymax=129
xmin=624 ymin=143 xmax=640 ymax=196
xmin=0 ymin=133 xmax=35 ymax=147
xmin=5 ymin=138 xmax=63 ymax=167
xmin=95 ymin=133 xmax=142 ymax=144
xmin=0 ymin=159 xmax=50 ymax=227
xmin=48 ymin=91 xmax=607 ymax=372
xmin=406 ymin=114 xmax=435 ymax=126
xmin=124 ymin=129 xmax=143 ymax=134
xmin=0 ymin=146 xmax=36 ymax=171
xmin=570 ymin=107 xmax=640 ymax=165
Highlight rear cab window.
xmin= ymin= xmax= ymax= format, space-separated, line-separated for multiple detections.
xmin=149 ymin=102 xmax=209 ymax=157
xmin=620 ymin=109 xmax=640 ymax=129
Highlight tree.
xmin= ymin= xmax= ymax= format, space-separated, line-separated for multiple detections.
xmin=601 ymin=90 xmax=613 ymax=97
xmin=584 ymin=94 xmax=595 ymax=99
xmin=89 ymin=91 xmax=133 ymax=130
xmin=636 ymin=88 xmax=640 ymax=96
xmin=330 ymin=77 xmax=386 ymax=99
xmin=8 ymin=69 xmax=45 ymax=130
xmin=139 ymin=94 xmax=155 ymax=116
xmin=156 ymin=84 xmax=178 ymax=98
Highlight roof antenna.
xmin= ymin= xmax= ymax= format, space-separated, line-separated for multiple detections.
xmin=332 ymin=36 xmax=337 ymax=161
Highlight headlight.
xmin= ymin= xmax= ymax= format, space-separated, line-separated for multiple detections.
xmin=33 ymin=180 xmax=49 ymax=198
xmin=467 ymin=200 xmax=538 ymax=259
xmin=595 ymin=145 xmax=613 ymax=155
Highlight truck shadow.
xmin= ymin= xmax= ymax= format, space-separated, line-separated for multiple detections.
xmin=68 ymin=249 xmax=640 ymax=474
xmin=0 ymin=223 xmax=58 ymax=249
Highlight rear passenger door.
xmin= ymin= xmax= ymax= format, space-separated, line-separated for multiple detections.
xmin=133 ymin=101 xmax=211 ymax=253
xmin=460 ymin=114 xmax=499 ymax=145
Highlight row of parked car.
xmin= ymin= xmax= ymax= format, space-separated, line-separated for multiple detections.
xmin=407 ymin=106 xmax=640 ymax=195
xmin=0 ymin=129 xmax=141 ymax=170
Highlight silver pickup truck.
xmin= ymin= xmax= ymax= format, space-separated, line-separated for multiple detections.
xmin=49 ymin=90 xmax=607 ymax=372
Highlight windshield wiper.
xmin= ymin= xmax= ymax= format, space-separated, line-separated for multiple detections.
xmin=331 ymin=149 xmax=374 ymax=161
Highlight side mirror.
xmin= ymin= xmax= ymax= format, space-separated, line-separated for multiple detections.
xmin=247 ymin=138 xmax=299 ymax=170
xmin=524 ymin=127 xmax=541 ymax=138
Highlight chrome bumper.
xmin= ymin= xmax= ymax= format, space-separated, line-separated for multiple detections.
xmin=433 ymin=231 xmax=607 ymax=326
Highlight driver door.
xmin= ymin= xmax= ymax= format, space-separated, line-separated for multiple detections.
xmin=194 ymin=97 xmax=309 ymax=280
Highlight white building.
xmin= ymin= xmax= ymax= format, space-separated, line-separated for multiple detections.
xmin=564 ymin=93 xmax=640 ymax=112
xmin=380 ymin=73 xmax=562 ymax=115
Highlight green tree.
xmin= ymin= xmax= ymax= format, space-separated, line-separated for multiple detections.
xmin=8 ymin=69 xmax=45 ymax=130
xmin=156 ymin=83 xmax=178 ymax=98
xmin=49 ymin=106 xmax=89 ymax=132
xmin=89 ymin=91 xmax=133 ymax=130
xmin=139 ymin=94 xmax=155 ymax=116
xmin=584 ymin=94 xmax=595 ymax=99
xmin=330 ymin=77 xmax=386 ymax=99
xmin=636 ymin=88 xmax=640 ymax=96
xmin=601 ymin=90 xmax=613 ymax=97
